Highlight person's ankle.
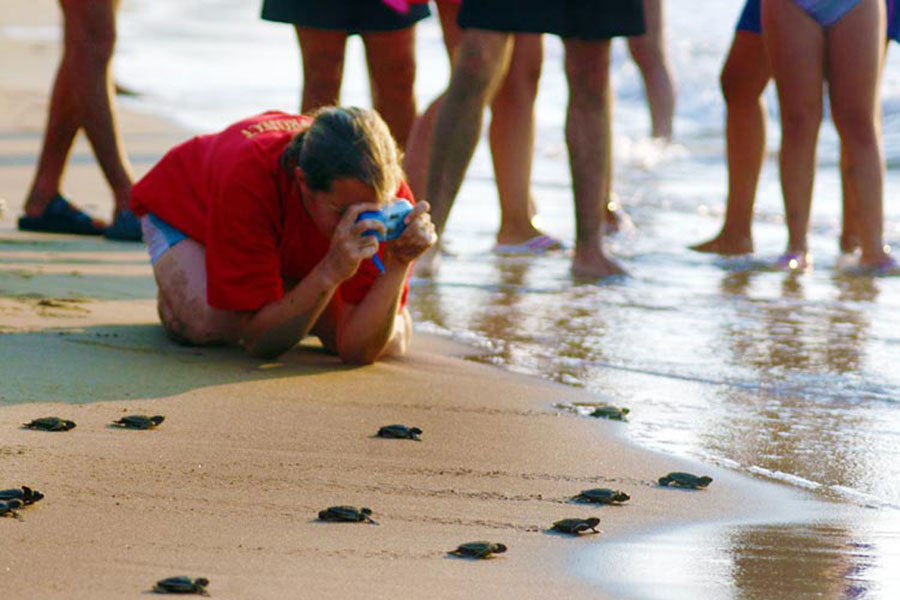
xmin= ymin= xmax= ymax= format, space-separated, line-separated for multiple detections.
xmin=23 ymin=188 xmax=58 ymax=215
xmin=496 ymin=224 xmax=543 ymax=245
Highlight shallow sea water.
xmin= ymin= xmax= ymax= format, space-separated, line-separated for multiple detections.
xmin=105 ymin=0 xmax=900 ymax=597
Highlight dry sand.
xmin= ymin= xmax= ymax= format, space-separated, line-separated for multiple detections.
xmin=1 ymin=2 xmax=815 ymax=598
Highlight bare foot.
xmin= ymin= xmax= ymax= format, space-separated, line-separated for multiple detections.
xmin=689 ymin=230 xmax=753 ymax=255
xmin=493 ymin=228 xmax=566 ymax=255
xmin=571 ymin=246 xmax=627 ymax=279
xmin=860 ymin=247 xmax=896 ymax=272
xmin=495 ymin=223 xmax=553 ymax=246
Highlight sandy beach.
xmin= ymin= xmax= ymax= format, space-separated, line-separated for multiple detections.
xmin=0 ymin=2 xmax=826 ymax=598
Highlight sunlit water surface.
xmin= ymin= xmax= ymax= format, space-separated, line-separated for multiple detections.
xmin=106 ymin=0 xmax=900 ymax=597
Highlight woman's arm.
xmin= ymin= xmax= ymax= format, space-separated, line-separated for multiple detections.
xmin=327 ymin=201 xmax=436 ymax=364
xmin=240 ymin=203 xmax=386 ymax=359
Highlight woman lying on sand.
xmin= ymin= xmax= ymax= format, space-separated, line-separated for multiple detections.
xmin=130 ymin=107 xmax=436 ymax=363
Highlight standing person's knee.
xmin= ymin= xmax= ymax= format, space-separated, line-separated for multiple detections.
xmin=67 ymin=25 xmax=116 ymax=69
xmin=302 ymin=52 xmax=343 ymax=90
xmin=720 ymin=65 xmax=748 ymax=106
xmin=566 ymin=62 xmax=608 ymax=107
xmin=781 ymin=103 xmax=822 ymax=138
xmin=62 ymin=2 xmax=117 ymax=64
xmin=832 ymin=109 xmax=878 ymax=150
xmin=298 ymin=45 xmax=344 ymax=107
xmin=564 ymin=42 xmax=610 ymax=105
xmin=451 ymin=34 xmax=510 ymax=96
xmin=499 ymin=52 xmax=541 ymax=101
xmin=371 ymin=58 xmax=416 ymax=101
xmin=628 ymin=38 xmax=662 ymax=72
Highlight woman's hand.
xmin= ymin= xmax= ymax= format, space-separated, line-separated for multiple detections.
xmin=321 ymin=203 xmax=385 ymax=284
xmin=385 ymin=200 xmax=438 ymax=266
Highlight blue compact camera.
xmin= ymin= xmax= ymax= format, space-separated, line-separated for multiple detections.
xmin=357 ymin=199 xmax=414 ymax=242
xmin=356 ymin=199 xmax=414 ymax=273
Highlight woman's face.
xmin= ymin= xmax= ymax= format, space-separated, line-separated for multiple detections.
xmin=301 ymin=176 xmax=380 ymax=236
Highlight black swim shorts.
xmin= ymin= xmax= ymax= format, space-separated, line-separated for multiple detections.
xmin=262 ymin=0 xmax=430 ymax=33
xmin=458 ymin=0 xmax=645 ymax=40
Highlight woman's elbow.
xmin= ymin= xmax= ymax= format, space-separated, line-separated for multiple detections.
xmin=244 ymin=339 xmax=285 ymax=360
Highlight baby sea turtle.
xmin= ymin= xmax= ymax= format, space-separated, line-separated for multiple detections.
xmin=551 ymin=517 xmax=601 ymax=535
xmin=572 ymin=488 xmax=630 ymax=505
xmin=22 ymin=417 xmax=76 ymax=432
xmin=376 ymin=424 xmax=422 ymax=440
xmin=152 ymin=576 xmax=210 ymax=595
xmin=589 ymin=406 xmax=630 ymax=421
xmin=448 ymin=541 xmax=508 ymax=559
xmin=0 ymin=499 xmax=24 ymax=519
xmin=112 ymin=415 xmax=165 ymax=429
xmin=658 ymin=472 xmax=713 ymax=489
xmin=317 ymin=505 xmax=378 ymax=525
xmin=0 ymin=486 xmax=44 ymax=506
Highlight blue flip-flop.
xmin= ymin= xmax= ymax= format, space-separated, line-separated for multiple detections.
xmin=103 ymin=208 xmax=142 ymax=242
xmin=17 ymin=195 xmax=105 ymax=236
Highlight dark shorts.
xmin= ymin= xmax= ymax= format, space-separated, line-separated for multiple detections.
xmin=736 ymin=0 xmax=761 ymax=33
xmin=261 ymin=0 xmax=430 ymax=33
xmin=889 ymin=0 xmax=900 ymax=42
xmin=457 ymin=0 xmax=645 ymax=40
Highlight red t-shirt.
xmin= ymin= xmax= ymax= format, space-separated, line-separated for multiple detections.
xmin=131 ymin=111 xmax=412 ymax=312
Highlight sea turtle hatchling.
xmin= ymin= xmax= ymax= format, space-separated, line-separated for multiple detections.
xmin=572 ymin=488 xmax=630 ymax=505
xmin=317 ymin=505 xmax=378 ymax=525
xmin=589 ymin=406 xmax=630 ymax=421
xmin=0 ymin=499 xmax=24 ymax=519
xmin=22 ymin=417 xmax=76 ymax=432
xmin=152 ymin=576 xmax=210 ymax=595
xmin=376 ymin=424 xmax=423 ymax=440
xmin=448 ymin=541 xmax=508 ymax=559
xmin=551 ymin=517 xmax=601 ymax=535
xmin=112 ymin=415 xmax=165 ymax=429
xmin=0 ymin=486 xmax=45 ymax=506
xmin=658 ymin=472 xmax=713 ymax=489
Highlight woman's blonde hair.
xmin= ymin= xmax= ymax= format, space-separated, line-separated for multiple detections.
xmin=280 ymin=106 xmax=403 ymax=205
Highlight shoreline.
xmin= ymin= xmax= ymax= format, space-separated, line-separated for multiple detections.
xmin=1 ymin=2 xmax=834 ymax=598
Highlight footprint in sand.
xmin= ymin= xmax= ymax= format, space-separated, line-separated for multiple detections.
xmin=34 ymin=297 xmax=90 ymax=316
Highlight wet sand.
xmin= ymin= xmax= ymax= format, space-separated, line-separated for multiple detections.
xmin=1 ymin=2 xmax=824 ymax=598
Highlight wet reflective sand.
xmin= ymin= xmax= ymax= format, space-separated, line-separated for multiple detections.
xmin=581 ymin=513 xmax=900 ymax=600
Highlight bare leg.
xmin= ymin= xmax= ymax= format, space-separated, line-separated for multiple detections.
xmin=762 ymin=0 xmax=825 ymax=258
xmin=416 ymin=30 xmax=512 ymax=275
xmin=362 ymin=26 xmax=418 ymax=149
xmin=406 ymin=4 xmax=548 ymax=249
xmin=839 ymin=37 xmax=889 ymax=256
xmin=828 ymin=0 xmax=888 ymax=266
xmin=564 ymin=39 xmax=625 ymax=278
xmin=425 ymin=29 xmax=514 ymax=237
xmin=153 ymin=239 xmax=247 ymax=346
xmin=403 ymin=0 xmax=462 ymax=200
xmin=627 ymin=0 xmax=676 ymax=140
xmin=296 ymin=26 xmax=347 ymax=112
xmin=489 ymin=35 xmax=547 ymax=246
xmin=25 ymin=0 xmax=132 ymax=220
xmin=839 ymin=146 xmax=861 ymax=254
xmin=691 ymin=31 xmax=770 ymax=255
